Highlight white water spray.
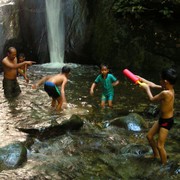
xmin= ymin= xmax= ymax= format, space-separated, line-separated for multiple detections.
xmin=45 ymin=0 xmax=64 ymax=66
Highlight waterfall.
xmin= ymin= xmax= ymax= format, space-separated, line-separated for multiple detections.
xmin=45 ymin=0 xmax=64 ymax=65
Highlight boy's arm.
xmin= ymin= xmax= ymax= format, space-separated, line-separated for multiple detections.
xmin=24 ymin=64 xmax=28 ymax=76
xmin=18 ymin=68 xmax=26 ymax=77
xmin=141 ymin=83 xmax=164 ymax=102
xmin=32 ymin=75 xmax=52 ymax=89
xmin=18 ymin=67 xmax=29 ymax=83
xmin=137 ymin=75 xmax=162 ymax=89
xmin=90 ymin=83 xmax=96 ymax=95
xmin=112 ymin=80 xmax=119 ymax=86
xmin=60 ymin=79 xmax=68 ymax=103
xmin=24 ymin=64 xmax=29 ymax=83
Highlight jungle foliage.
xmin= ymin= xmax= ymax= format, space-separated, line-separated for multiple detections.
xmin=112 ymin=0 xmax=180 ymax=19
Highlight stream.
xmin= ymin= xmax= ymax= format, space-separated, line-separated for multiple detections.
xmin=0 ymin=64 xmax=179 ymax=179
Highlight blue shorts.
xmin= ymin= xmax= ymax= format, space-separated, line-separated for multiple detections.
xmin=159 ymin=117 xmax=174 ymax=130
xmin=44 ymin=81 xmax=61 ymax=99
xmin=101 ymin=93 xmax=114 ymax=101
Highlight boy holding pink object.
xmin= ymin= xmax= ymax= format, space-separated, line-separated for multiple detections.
xmin=123 ymin=68 xmax=161 ymax=88
xmin=139 ymin=68 xmax=177 ymax=165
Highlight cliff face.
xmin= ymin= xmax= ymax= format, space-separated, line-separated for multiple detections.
xmin=0 ymin=0 xmax=91 ymax=65
xmin=18 ymin=0 xmax=92 ymax=64
xmin=63 ymin=0 xmax=94 ymax=64
xmin=0 ymin=0 xmax=179 ymax=71
xmin=0 ymin=0 xmax=20 ymax=61
xmin=0 ymin=0 xmax=48 ymax=64
xmin=18 ymin=0 xmax=48 ymax=63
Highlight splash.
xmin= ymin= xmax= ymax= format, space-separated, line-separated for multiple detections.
xmin=45 ymin=0 xmax=64 ymax=64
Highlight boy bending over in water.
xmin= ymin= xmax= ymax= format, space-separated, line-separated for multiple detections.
xmin=140 ymin=68 xmax=177 ymax=165
xmin=90 ymin=64 xmax=119 ymax=108
xmin=32 ymin=66 xmax=71 ymax=111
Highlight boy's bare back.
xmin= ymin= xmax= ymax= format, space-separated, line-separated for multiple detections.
xmin=48 ymin=73 xmax=68 ymax=86
xmin=159 ymin=89 xmax=174 ymax=119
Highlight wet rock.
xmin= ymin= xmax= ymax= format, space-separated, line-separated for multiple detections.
xmin=120 ymin=144 xmax=150 ymax=156
xmin=0 ymin=143 xmax=27 ymax=171
xmin=0 ymin=0 xmax=19 ymax=62
xmin=18 ymin=115 xmax=84 ymax=139
xmin=60 ymin=114 xmax=84 ymax=130
xmin=110 ymin=113 xmax=147 ymax=132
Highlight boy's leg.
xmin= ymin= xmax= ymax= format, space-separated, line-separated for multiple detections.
xmin=101 ymin=94 xmax=106 ymax=108
xmin=157 ymin=128 xmax=169 ymax=164
xmin=108 ymin=94 xmax=113 ymax=108
xmin=51 ymin=98 xmax=56 ymax=107
xmin=108 ymin=100 xmax=113 ymax=108
xmin=101 ymin=101 xmax=106 ymax=108
xmin=146 ymin=121 xmax=160 ymax=158
xmin=56 ymin=96 xmax=63 ymax=110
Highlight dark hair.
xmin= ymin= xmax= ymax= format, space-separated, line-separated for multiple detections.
xmin=161 ymin=68 xmax=177 ymax=85
xmin=99 ymin=63 xmax=113 ymax=74
xmin=100 ymin=63 xmax=109 ymax=70
xmin=62 ymin=66 xmax=71 ymax=74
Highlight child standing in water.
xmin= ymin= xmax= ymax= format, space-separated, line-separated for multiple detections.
xmin=140 ymin=68 xmax=177 ymax=165
xmin=32 ymin=66 xmax=71 ymax=111
xmin=90 ymin=64 xmax=119 ymax=108
xmin=18 ymin=53 xmax=29 ymax=83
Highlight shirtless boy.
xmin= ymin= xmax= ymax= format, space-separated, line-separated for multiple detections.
xmin=140 ymin=68 xmax=177 ymax=165
xmin=18 ymin=53 xmax=29 ymax=83
xmin=2 ymin=47 xmax=35 ymax=98
xmin=32 ymin=66 xmax=71 ymax=111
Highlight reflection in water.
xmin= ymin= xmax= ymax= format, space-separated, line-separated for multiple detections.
xmin=0 ymin=64 xmax=179 ymax=179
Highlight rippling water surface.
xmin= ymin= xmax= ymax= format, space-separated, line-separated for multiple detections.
xmin=0 ymin=64 xmax=179 ymax=179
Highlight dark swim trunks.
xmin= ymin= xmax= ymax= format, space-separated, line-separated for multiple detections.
xmin=44 ymin=81 xmax=61 ymax=99
xmin=3 ymin=78 xmax=21 ymax=98
xmin=159 ymin=117 xmax=174 ymax=130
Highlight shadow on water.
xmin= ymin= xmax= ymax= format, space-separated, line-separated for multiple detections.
xmin=0 ymin=64 xmax=179 ymax=179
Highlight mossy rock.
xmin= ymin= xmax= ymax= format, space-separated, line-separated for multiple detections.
xmin=110 ymin=113 xmax=147 ymax=131
xmin=0 ymin=143 xmax=27 ymax=171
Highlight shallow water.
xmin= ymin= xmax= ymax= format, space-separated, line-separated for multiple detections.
xmin=0 ymin=64 xmax=179 ymax=179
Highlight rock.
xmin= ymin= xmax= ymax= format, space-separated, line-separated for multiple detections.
xmin=0 ymin=0 xmax=19 ymax=68
xmin=0 ymin=143 xmax=27 ymax=171
xmin=110 ymin=113 xmax=147 ymax=132
xmin=18 ymin=115 xmax=84 ymax=139
xmin=120 ymin=144 xmax=150 ymax=156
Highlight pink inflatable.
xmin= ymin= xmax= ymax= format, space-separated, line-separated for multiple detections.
xmin=123 ymin=69 xmax=140 ymax=84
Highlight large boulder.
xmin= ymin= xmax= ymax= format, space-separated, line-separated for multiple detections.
xmin=110 ymin=113 xmax=147 ymax=132
xmin=17 ymin=114 xmax=84 ymax=139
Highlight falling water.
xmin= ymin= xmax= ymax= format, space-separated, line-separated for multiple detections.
xmin=45 ymin=0 xmax=64 ymax=66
